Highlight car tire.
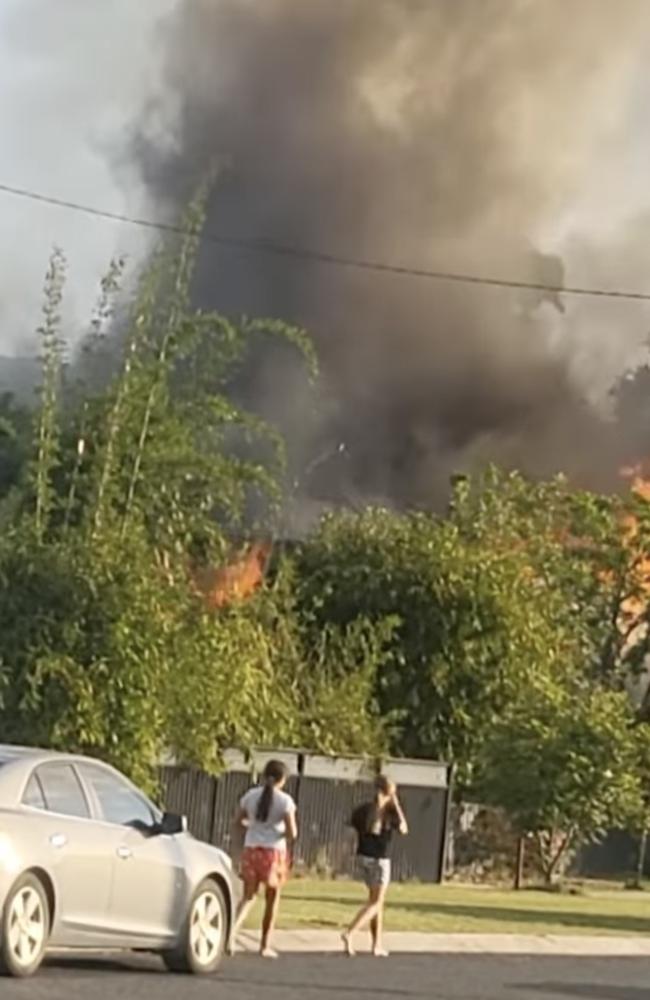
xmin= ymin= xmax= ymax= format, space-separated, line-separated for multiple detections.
xmin=163 ymin=878 xmax=228 ymax=975
xmin=0 ymin=873 xmax=50 ymax=978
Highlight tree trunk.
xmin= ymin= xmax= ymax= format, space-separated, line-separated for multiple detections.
xmin=538 ymin=828 xmax=574 ymax=887
xmin=514 ymin=836 xmax=526 ymax=891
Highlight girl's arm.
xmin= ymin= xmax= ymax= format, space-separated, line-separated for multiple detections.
xmin=285 ymin=807 xmax=298 ymax=869
xmin=390 ymin=794 xmax=409 ymax=835
xmin=232 ymin=804 xmax=248 ymax=831
xmin=285 ymin=807 xmax=298 ymax=846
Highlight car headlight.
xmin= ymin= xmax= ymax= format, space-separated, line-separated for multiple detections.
xmin=0 ymin=834 xmax=20 ymax=876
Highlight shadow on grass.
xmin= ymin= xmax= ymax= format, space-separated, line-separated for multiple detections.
xmin=290 ymin=895 xmax=650 ymax=935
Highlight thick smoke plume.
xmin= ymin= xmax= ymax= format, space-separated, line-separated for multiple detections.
xmin=135 ymin=0 xmax=650 ymax=512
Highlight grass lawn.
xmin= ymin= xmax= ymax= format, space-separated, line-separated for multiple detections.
xmin=246 ymin=879 xmax=650 ymax=936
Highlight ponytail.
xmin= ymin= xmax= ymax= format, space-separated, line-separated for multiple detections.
xmin=256 ymin=783 xmax=274 ymax=823
xmin=256 ymin=759 xmax=288 ymax=822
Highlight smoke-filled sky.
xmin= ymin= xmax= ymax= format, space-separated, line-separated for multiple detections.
xmin=3 ymin=0 xmax=650 ymax=508
xmin=0 ymin=0 xmax=175 ymax=353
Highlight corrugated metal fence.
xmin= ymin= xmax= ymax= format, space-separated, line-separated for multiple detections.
xmin=161 ymin=750 xmax=452 ymax=883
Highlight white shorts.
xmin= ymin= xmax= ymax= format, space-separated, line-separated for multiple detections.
xmin=358 ymin=856 xmax=391 ymax=888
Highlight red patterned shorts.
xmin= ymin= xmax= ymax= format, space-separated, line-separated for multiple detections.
xmin=240 ymin=847 xmax=289 ymax=889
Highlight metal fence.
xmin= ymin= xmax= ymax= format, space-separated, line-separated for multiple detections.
xmin=161 ymin=750 xmax=452 ymax=884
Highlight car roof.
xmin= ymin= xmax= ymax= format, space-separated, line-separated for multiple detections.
xmin=0 ymin=744 xmax=130 ymax=780
xmin=0 ymin=744 xmax=133 ymax=771
xmin=0 ymin=745 xmax=154 ymax=811
xmin=0 ymin=744 xmax=73 ymax=766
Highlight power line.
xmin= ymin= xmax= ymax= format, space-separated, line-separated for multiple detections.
xmin=1 ymin=178 xmax=650 ymax=303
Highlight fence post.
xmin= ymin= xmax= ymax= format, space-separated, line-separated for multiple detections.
xmin=439 ymin=763 xmax=455 ymax=882
xmin=634 ymin=828 xmax=648 ymax=887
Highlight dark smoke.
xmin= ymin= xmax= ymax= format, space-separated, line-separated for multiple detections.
xmin=133 ymin=0 xmax=650 ymax=513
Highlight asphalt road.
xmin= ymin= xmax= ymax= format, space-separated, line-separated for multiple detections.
xmin=2 ymin=953 xmax=647 ymax=1000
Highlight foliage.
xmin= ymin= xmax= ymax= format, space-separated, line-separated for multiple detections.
xmin=4 ymin=198 xmax=650 ymax=857
xmin=0 ymin=201 xmax=368 ymax=784
xmin=167 ymin=578 xmax=389 ymax=773
xmin=31 ymin=248 xmax=66 ymax=541
xmin=0 ymin=532 xmax=387 ymax=787
xmin=477 ymin=683 xmax=643 ymax=883
xmin=0 ymin=528 xmax=177 ymax=787
xmin=448 ymin=466 xmax=650 ymax=690
xmin=292 ymin=506 xmax=568 ymax=787
xmin=253 ymin=565 xmax=392 ymax=757
xmin=0 ymin=393 xmax=31 ymax=516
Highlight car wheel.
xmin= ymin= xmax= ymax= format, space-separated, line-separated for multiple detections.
xmin=163 ymin=878 xmax=228 ymax=975
xmin=0 ymin=873 xmax=50 ymax=978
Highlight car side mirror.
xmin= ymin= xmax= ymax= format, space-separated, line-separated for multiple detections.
xmin=158 ymin=812 xmax=188 ymax=836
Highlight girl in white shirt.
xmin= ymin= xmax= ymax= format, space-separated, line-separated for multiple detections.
xmin=229 ymin=760 xmax=298 ymax=958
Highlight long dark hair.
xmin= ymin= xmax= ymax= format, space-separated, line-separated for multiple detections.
xmin=366 ymin=774 xmax=393 ymax=833
xmin=256 ymin=759 xmax=288 ymax=822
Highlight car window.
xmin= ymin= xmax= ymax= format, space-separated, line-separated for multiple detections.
xmin=22 ymin=772 xmax=47 ymax=810
xmin=79 ymin=765 xmax=157 ymax=828
xmin=36 ymin=764 xmax=90 ymax=819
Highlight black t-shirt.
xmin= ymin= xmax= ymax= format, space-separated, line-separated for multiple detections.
xmin=351 ymin=802 xmax=399 ymax=860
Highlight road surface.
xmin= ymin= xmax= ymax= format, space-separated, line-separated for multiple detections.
xmin=3 ymin=953 xmax=647 ymax=999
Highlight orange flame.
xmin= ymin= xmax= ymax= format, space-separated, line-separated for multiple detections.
xmin=193 ymin=541 xmax=273 ymax=608
xmin=617 ymin=465 xmax=650 ymax=648
xmin=621 ymin=462 xmax=650 ymax=504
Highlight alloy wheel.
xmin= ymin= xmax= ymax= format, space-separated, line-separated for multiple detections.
xmin=189 ymin=889 xmax=224 ymax=967
xmin=7 ymin=887 xmax=46 ymax=971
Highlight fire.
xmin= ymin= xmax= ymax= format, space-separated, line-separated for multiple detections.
xmin=620 ymin=463 xmax=650 ymax=503
xmin=193 ymin=541 xmax=273 ymax=608
xmin=618 ymin=465 xmax=650 ymax=652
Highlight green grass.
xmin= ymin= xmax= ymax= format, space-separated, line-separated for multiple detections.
xmin=246 ymin=880 xmax=650 ymax=936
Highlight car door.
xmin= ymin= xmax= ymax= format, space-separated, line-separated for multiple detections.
xmin=26 ymin=762 xmax=117 ymax=945
xmin=78 ymin=764 xmax=186 ymax=943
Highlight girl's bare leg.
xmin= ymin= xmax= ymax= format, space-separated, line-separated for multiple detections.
xmin=370 ymin=894 xmax=388 ymax=956
xmin=229 ymin=880 xmax=257 ymax=954
xmin=261 ymin=886 xmax=281 ymax=957
xmin=343 ymin=886 xmax=383 ymax=955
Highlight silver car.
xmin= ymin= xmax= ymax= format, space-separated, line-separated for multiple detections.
xmin=0 ymin=745 xmax=233 ymax=978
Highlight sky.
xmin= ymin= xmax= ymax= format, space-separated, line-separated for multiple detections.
xmin=0 ymin=0 xmax=176 ymax=355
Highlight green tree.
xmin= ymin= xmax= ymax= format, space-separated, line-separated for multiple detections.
xmin=478 ymin=684 xmax=643 ymax=884
xmin=0 ymin=201 xmax=383 ymax=782
xmin=167 ymin=581 xmax=390 ymax=773
xmin=293 ymin=507 xmax=567 ymax=787
xmin=252 ymin=564 xmax=392 ymax=758
xmin=449 ymin=466 xmax=650 ymax=692
xmin=0 ymin=527 xmax=180 ymax=787
xmin=0 ymin=393 xmax=31 ymax=513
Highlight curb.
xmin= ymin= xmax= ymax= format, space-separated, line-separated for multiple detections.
xmin=235 ymin=930 xmax=650 ymax=957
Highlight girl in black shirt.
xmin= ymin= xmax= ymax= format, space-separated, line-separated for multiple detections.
xmin=343 ymin=776 xmax=408 ymax=957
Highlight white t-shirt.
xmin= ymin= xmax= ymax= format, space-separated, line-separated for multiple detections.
xmin=240 ymin=786 xmax=296 ymax=852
